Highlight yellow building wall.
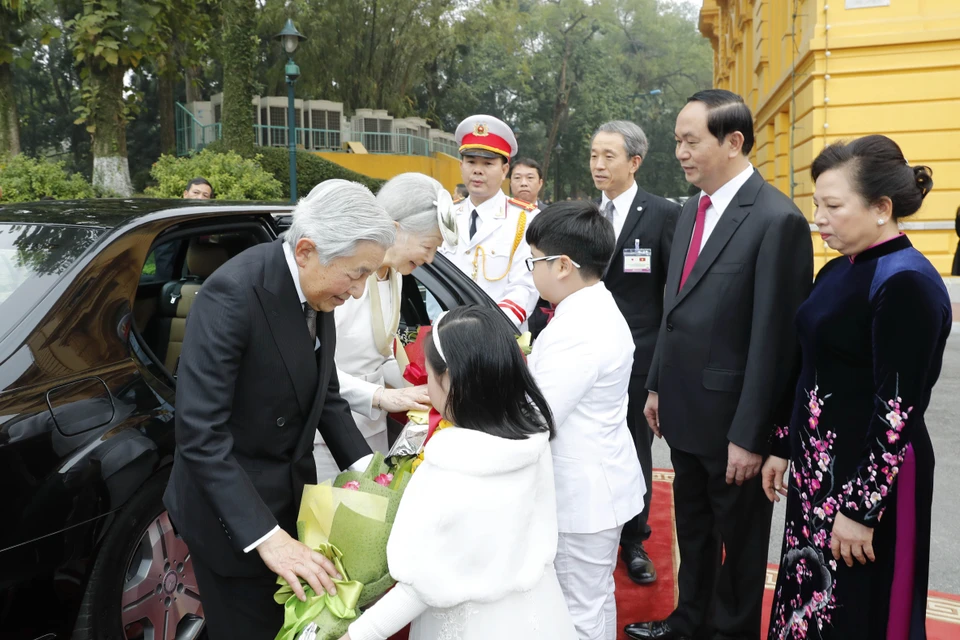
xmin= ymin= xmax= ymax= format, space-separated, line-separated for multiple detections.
xmin=700 ymin=0 xmax=960 ymax=274
xmin=314 ymin=152 xmax=463 ymax=195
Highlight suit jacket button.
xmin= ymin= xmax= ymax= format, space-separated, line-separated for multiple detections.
xmin=277 ymin=417 xmax=285 ymax=427
xmin=666 ymin=323 xmax=674 ymax=332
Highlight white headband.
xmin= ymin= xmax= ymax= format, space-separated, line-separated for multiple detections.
xmin=432 ymin=311 xmax=449 ymax=363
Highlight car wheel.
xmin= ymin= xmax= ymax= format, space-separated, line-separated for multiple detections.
xmin=72 ymin=472 xmax=205 ymax=640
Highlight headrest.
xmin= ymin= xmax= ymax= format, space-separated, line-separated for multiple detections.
xmin=186 ymin=240 xmax=229 ymax=278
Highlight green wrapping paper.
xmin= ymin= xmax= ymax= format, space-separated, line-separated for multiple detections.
xmin=273 ymin=452 xmax=414 ymax=640
xmin=273 ymin=543 xmax=363 ymax=640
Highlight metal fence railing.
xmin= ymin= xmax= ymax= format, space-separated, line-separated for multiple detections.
xmin=175 ymin=103 xmax=220 ymax=156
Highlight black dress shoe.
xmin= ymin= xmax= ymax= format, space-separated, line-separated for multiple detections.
xmin=623 ymin=620 xmax=689 ymax=640
xmin=622 ymin=541 xmax=657 ymax=584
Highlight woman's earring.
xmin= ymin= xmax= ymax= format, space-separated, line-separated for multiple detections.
xmin=877 ymin=219 xmax=885 ymax=226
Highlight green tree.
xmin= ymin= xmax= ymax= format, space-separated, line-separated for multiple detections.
xmin=257 ymin=0 xmax=457 ymax=116
xmin=1 ymin=0 xmax=60 ymax=156
xmin=67 ymin=0 xmax=175 ymax=196
xmin=220 ymin=0 xmax=257 ymax=152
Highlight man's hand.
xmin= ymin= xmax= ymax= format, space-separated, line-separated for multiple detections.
xmin=831 ymin=512 xmax=876 ymax=567
xmin=256 ymin=529 xmax=341 ymax=601
xmin=725 ymin=442 xmax=762 ymax=485
xmin=644 ymin=392 xmax=661 ymax=438
xmin=377 ymin=385 xmax=430 ymax=413
xmin=761 ymin=455 xmax=790 ymax=502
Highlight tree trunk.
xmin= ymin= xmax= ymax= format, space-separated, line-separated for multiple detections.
xmin=90 ymin=64 xmax=133 ymax=196
xmin=0 ymin=62 xmax=20 ymax=156
xmin=221 ymin=0 xmax=257 ymax=153
xmin=159 ymin=69 xmax=176 ymax=155
xmin=184 ymin=66 xmax=202 ymax=103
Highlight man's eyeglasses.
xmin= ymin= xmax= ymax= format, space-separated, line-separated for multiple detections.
xmin=525 ymin=255 xmax=582 ymax=272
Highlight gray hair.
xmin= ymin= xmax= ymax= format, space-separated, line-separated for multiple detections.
xmin=286 ymin=179 xmax=396 ymax=264
xmin=593 ymin=120 xmax=649 ymax=159
xmin=376 ymin=173 xmax=444 ymax=235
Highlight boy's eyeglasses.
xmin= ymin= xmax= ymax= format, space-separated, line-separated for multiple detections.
xmin=525 ymin=255 xmax=581 ymax=272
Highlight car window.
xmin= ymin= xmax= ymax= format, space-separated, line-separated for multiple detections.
xmin=140 ymin=239 xmax=181 ymax=283
xmin=0 ymin=223 xmax=104 ymax=339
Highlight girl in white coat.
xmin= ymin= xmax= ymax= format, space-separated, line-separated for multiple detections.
xmin=341 ymin=305 xmax=577 ymax=640
xmin=313 ymin=173 xmax=459 ymax=481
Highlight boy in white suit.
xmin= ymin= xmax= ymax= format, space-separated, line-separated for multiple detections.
xmin=526 ymin=201 xmax=645 ymax=640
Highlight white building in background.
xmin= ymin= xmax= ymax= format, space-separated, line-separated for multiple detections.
xmin=182 ymin=95 xmax=455 ymax=157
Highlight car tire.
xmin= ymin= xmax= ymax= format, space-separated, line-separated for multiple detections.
xmin=72 ymin=471 xmax=205 ymax=640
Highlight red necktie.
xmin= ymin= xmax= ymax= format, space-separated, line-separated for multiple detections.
xmin=679 ymin=195 xmax=712 ymax=291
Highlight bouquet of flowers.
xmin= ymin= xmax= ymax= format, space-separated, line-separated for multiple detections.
xmin=273 ymin=452 xmax=414 ymax=640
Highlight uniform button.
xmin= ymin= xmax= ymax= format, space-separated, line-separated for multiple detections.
xmin=666 ymin=323 xmax=674 ymax=332
xmin=277 ymin=417 xmax=285 ymax=427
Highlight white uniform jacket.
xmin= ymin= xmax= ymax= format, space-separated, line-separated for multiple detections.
xmin=528 ymin=282 xmax=645 ymax=534
xmin=325 ymin=269 xmax=405 ymax=443
xmin=439 ymin=190 xmax=539 ymax=329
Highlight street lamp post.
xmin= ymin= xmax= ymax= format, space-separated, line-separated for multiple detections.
xmin=275 ymin=19 xmax=307 ymax=204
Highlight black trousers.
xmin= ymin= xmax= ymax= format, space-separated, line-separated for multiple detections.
xmin=621 ymin=378 xmax=654 ymax=546
xmin=666 ymin=447 xmax=773 ymax=640
xmin=192 ymin=555 xmax=283 ymax=640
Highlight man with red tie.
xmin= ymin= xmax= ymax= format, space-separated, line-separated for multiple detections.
xmin=625 ymin=90 xmax=813 ymax=640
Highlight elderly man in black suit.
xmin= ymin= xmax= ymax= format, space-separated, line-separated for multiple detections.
xmin=625 ymin=91 xmax=813 ymax=640
xmin=590 ymin=120 xmax=680 ymax=585
xmin=163 ymin=180 xmax=396 ymax=640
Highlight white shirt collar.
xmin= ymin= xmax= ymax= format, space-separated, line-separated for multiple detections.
xmin=468 ymin=189 xmax=507 ymax=220
xmin=700 ymin=164 xmax=754 ymax=216
xmin=554 ymin=281 xmax=606 ymax=319
xmin=282 ymin=241 xmax=307 ymax=306
xmin=600 ymin=181 xmax=638 ymax=219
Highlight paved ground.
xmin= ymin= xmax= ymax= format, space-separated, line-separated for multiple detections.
xmin=650 ymin=328 xmax=960 ymax=594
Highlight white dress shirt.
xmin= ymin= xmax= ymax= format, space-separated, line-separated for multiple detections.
xmin=528 ymin=282 xmax=644 ymax=534
xmin=244 ymin=242 xmax=373 ymax=553
xmin=695 ymin=164 xmax=755 ymax=252
xmin=599 ymin=181 xmax=639 ymax=241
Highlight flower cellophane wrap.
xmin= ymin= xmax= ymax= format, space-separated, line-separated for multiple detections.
xmin=273 ymin=452 xmax=412 ymax=640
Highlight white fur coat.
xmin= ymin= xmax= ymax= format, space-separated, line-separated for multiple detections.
xmin=386 ymin=426 xmax=558 ymax=609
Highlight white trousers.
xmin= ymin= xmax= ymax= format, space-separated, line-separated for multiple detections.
xmin=313 ymin=430 xmax=388 ymax=483
xmin=554 ymin=525 xmax=624 ymax=640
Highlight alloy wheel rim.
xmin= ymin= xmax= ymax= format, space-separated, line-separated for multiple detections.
xmin=121 ymin=511 xmax=204 ymax=640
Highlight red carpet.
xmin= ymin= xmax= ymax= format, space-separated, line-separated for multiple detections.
xmin=391 ymin=468 xmax=960 ymax=639
xmin=618 ymin=469 xmax=960 ymax=640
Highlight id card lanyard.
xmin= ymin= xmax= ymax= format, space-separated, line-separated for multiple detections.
xmin=623 ymin=239 xmax=652 ymax=274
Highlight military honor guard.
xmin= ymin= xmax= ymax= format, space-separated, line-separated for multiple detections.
xmin=439 ymin=115 xmax=540 ymax=329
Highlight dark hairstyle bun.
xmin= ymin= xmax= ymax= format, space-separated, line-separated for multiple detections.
xmin=811 ymin=135 xmax=933 ymax=219
xmin=913 ymin=165 xmax=934 ymax=199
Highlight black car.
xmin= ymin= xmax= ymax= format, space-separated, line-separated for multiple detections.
xmin=0 ymin=199 xmax=511 ymax=640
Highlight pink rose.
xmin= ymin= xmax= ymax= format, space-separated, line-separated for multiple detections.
xmin=343 ymin=480 xmax=361 ymax=491
xmin=374 ymin=473 xmax=394 ymax=487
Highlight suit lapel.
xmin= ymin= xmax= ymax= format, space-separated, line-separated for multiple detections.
xmin=663 ymin=198 xmax=696 ymax=308
xmin=669 ymin=172 xmax=763 ymax=309
xmin=255 ymin=240 xmax=316 ymax=417
xmin=463 ymin=194 xmax=505 ymax=250
xmin=613 ymin=188 xmax=650 ymax=257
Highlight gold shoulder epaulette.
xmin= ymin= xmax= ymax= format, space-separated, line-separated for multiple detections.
xmin=507 ymin=197 xmax=537 ymax=211
xmin=453 ymin=197 xmax=466 ymax=205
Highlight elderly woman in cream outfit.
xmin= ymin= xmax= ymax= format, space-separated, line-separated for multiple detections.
xmin=313 ymin=173 xmax=458 ymax=480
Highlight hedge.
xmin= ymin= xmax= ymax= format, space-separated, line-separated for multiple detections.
xmin=207 ymin=141 xmax=385 ymax=196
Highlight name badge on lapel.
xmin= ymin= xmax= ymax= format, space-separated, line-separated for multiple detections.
xmin=623 ymin=240 xmax=652 ymax=274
